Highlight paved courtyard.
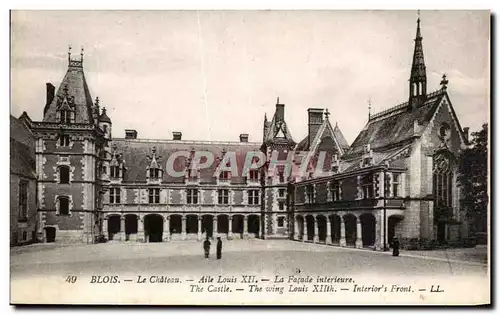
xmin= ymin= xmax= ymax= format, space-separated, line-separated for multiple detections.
xmin=10 ymin=240 xmax=489 ymax=305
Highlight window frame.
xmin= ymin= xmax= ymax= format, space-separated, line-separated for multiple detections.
xmin=59 ymin=165 xmax=70 ymax=184
xmin=109 ymin=188 xmax=121 ymax=204
xmin=218 ymin=189 xmax=229 ymax=205
xmin=148 ymin=188 xmax=160 ymax=204
xmin=187 ymin=188 xmax=199 ymax=204
xmin=18 ymin=180 xmax=28 ymax=221
xmin=58 ymin=196 xmax=70 ymax=216
xmin=247 ymin=189 xmax=259 ymax=205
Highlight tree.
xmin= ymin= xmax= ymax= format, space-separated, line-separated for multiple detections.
xmin=457 ymin=123 xmax=488 ymax=237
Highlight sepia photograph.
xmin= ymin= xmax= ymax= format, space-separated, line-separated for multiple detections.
xmin=9 ymin=9 xmax=490 ymax=305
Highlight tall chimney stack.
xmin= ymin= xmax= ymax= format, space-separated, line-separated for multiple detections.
xmin=239 ymin=134 xmax=249 ymax=142
xmin=173 ymin=131 xmax=182 ymax=141
xmin=308 ymin=108 xmax=324 ymax=148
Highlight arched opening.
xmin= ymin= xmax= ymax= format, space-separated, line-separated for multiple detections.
xmin=360 ymin=213 xmax=376 ymax=247
xmin=125 ymin=214 xmax=138 ymax=241
xmin=44 ymin=227 xmax=56 ymax=243
xmin=433 ymin=151 xmax=455 ymax=244
xmin=317 ymin=215 xmax=327 ymax=242
xmin=343 ymin=214 xmax=357 ymax=247
xmin=296 ymin=216 xmax=304 ymax=240
xmin=330 ymin=215 xmax=341 ymax=244
xmin=306 ymin=215 xmax=315 ymax=241
xmin=59 ymin=165 xmax=70 ymax=184
xmin=202 ymin=215 xmax=214 ymax=239
xmin=232 ymin=215 xmax=244 ymax=238
xmin=144 ymin=214 xmax=164 ymax=242
xmin=217 ymin=215 xmax=229 ymax=235
xmin=186 ymin=215 xmax=198 ymax=234
xmin=107 ymin=215 xmax=121 ymax=241
xmin=248 ymin=215 xmax=260 ymax=238
xmin=169 ymin=215 xmax=182 ymax=235
xmin=388 ymin=215 xmax=404 ymax=247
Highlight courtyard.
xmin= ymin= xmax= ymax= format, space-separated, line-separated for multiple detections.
xmin=10 ymin=240 xmax=489 ymax=305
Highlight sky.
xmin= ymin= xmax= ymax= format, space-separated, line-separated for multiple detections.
xmin=10 ymin=10 xmax=490 ymax=144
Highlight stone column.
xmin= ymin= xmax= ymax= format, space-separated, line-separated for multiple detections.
xmin=356 ymin=218 xmax=363 ymax=248
xmin=181 ymin=216 xmax=187 ymax=240
xmin=243 ymin=216 xmax=248 ymax=239
xmin=303 ymin=220 xmax=308 ymax=242
xmin=228 ymin=215 xmax=233 ymax=240
xmin=120 ymin=216 xmax=126 ymax=241
xmin=326 ymin=218 xmax=332 ymax=245
xmin=197 ymin=216 xmax=202 ymax=241
xmin=103 ymin=218 xmax=108 ymax=239
xmin=340 ymin=219 xmax=346 ymax=246
xmin=137 ymin=216 xmax=145 ymax=242
xmin=294 ymin=218 xmax=299 ymax=240
xmin=163 ymin=215 xmax=170 ymax=242
xmin=213 ymin=216 xmax=218 ymax=240
xmin=313 ymin=217 xmax=319 ymax=243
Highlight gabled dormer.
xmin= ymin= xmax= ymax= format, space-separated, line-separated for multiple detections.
xmin=360 ymin=144 xmax=374 ymax=168
xmin=184 ymin=147 xmax=201 ymax=185
xmin=263 ymin=98 xmax=295 ymax=145
xmin=56 ymin=85 xmax=76 ymax=124
xmin=216 ymin=148 xmax=231 ymax=185
xmin=110 ymin=144 xmax=126 ymax=182
xmin=146 ymin=146 xmax=163 ymax=183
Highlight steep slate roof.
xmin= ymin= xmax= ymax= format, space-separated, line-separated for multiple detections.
xmin=10 ymin=116 xmax=36 ymax=179
xmin=345 ymin=89 xmax=447 ymax=157
xmin=295 ymin=119 xmax=349 ymax=153
xmin=43 ymin=58 xmax=94 ymax=124
xmin=112 ymin=139 xmax=262 ymax=184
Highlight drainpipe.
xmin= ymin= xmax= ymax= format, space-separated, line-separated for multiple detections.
xmin=383 ymin=167 xmax=388 ymax=251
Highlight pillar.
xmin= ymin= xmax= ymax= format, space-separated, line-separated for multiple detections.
xmin=197 ymin=216 xmax=202 ymax=241
xmin=340 ymin=219 xmax=346 ymax=246
xmin=228 ymin=215 xmax=233 ymax=240
xmin=313 ymin=217 xmax=319 ymax=243
xmin=103 ymin=218 xmax=108 ymax=239
xmin=163 ymin=215 xmax=170 ymax=242
xmin=326 ymin=218 xmax=332 ymax=245
xmin=181 ymin=216 xmax=187 ymax=240
xmin=120 ymin=216 xmax=126 ymax=241
xmin=213 ymin=216 xmax=218 ymax=240
xmin=243 ymin=216 xmax=248 ymax=239
xmin=137 ymin=216 xmax=145 ymax=242
xmin=356 ymin=218 xmax=363 ymax=248
xmin=294 ymin=217 xmax=299 ymax=240
xmin=303 ymin=220 xmax=308 ymax=242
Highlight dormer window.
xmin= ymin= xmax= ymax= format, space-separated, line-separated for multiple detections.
xmin=60 ymin=135 xmax=70 ymax=147
xmin=146 ymin=146 xmax=163 ymax=181
xmin=60 ymin=110 xmax=71 ymax=123
xmin=110 ymin=165 xmax=120 ymax=178
xmin=149 ymin=168 xmax=160 ymax=179
xmin=219 ymin=170 xmax=230 ymax=180
xmin=249 ymin=169 xmax=259 ymax=181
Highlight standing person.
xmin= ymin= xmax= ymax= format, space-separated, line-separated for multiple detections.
xmin=216 ymin=237 xmax=222 ymax=260
xmin=392 ymin=237 xmax=400 ymax=257
xmin=203 ymin=237 xmax=211 ymax=259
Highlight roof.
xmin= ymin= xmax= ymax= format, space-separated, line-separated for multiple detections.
xmin=346 ymin=89 xmax=446 ymax=157
xmin=99 ymin=111 xmax=111 ymax=123
xmin=43 ymin=61 xmax=94 ymax=124
xmin=112 ymin=138 xmax=262 ymax=184
xmin=10 ymin=116 xmax=36 ymax=179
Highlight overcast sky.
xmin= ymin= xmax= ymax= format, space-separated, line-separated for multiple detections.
xmin=10 ymin=10 xmax=489 ymax=144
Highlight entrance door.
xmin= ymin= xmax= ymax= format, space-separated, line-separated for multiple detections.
xmin=45 ymin=227 xmax=56 ymax=242
xmin=437 ymin=222 xmax=446 ymax=243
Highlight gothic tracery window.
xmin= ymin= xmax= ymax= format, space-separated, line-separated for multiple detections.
xmin=433 ymin=152 xmax=454 ymax=208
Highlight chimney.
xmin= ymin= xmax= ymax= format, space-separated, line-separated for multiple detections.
xmin=463 ymin=127 xmax=469 ymax=142
xmin=46 ymin=83 xmax=55 ymax=106
xmin=308 ymin=108 xmax=324 ymax=148
xmin=276 ymin=103 xmax=285 ymax=122
xmin=125 ymin=129 xmax=138 ymax=139
xmin=173 ymin=131 xmax=182 ymax=141
xmin=239 ymin=134 xmax=249 ymax=142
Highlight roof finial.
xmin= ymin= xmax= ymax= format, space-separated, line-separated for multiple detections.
xmin=368 ymin=98 xmax=372 ymax=120
xmin=95 ymin=96 xmax=100 ymax=106
xmin=417 ymin=9 xmax=420 ymax=21
xmin=277 ymin=96 xmax=280 ymax=104
xmin=324 ymin=108 xmax=330 ymax=119
xmin=440 ymin=73 xmax=449 ymax=90
xmin=102 ymin=107 xmax=106 ymax=115
xmin=80 ymin=46 xmax=84 ymax=62
xmin=68 ymin=45 xmax=72 ymax=63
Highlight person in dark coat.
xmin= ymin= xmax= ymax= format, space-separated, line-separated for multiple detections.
xmin=203 ymin=237 xmax=211 ymax=259
xmin=216 ymin=237 xmax=222 ymax=259
xmin=392 ymin=237 xmax=400 ymax=257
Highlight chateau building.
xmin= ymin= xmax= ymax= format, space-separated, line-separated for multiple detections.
xmin=16 ymin=17 xmax=472 ymax=247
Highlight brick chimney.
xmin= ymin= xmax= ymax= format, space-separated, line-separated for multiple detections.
xmin=46 ymin=83 xmax=55 ymax=106
xmin=463 ymin=127 xmax=469 ymax=142
xmin=276 ymin=103 xmax=285 ymax=122
xmin=308 ymin=108 xmax=324 ymax=148
xmin=125 ymin=129 xmax=137 ymax=139
xmin=173 ymin=131 xmax=182 ymax=140
xmin=239 ymin=134 xmax=249 ymax=142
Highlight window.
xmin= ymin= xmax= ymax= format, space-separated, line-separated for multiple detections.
xmin=187 ymin=189 xmax=199 ymax=204
xmin=59 ymin=135 xmax=70 ymax=147
xmin=22 ymin=231 xmax=27 ymax=241
xmin=330 ymin=181 xmax=341 ymax=201
xmin=361 ymin=174 xmax=374 ymax=199
xmin=59 ymin=196 xmax=70 ymax=215
xmin=248 ymin=190 xmax=259 ymax=205
xmin=392 ymin=174 xmax=400 ymax=197
xmin=306 ymin=184 xmax=315 ymax=204
xmin=110 ymin=165 xmax=120 ymax=178
xmin=218 ymin=189 xmax=229 ymax=205
xmin=433 ymin=154 xmax=453 ymax=208
xmin=109 ymin=188 xmax=121 ymax=204
xmin=149 ymin=168 xmax=160 ymax=180
xmin=60 ymin=110 xmax=71 ymax=123
xmin=148 ymin=188 xmax=160 ymax=204
xmin=219 ymin=171 xmax=230 ymax=180
xmin=249 ymin=169 xmax=259 ymax=181
xmin=18 ymin=181 xmax=28 ymax=221
xmin=277 ymin=216 xmax=285 ymax=228
xmin=278 ymin=189 xmax=285 ymax=197
xmin=278 ymin=202 xmax=285 ymax=210
xmin=101 ymin=165 xmax=107 ymax=174
xmin=59 ymin=166 xmax=70 ymax=184
xmin=278 ymin=171 xmax=285 ymax=183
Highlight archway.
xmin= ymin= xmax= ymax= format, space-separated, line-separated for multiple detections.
xmin=330 ymin=215 xmax=341 ymax=244
xmin=317 ymin=215 xmax=327 ymax=242
xmin=305 ymin=215 xmax=315 ymax=241
xmin=217 ymin=215 xmax=229 ymax=236
xmin=388 ymin=215 xmax=404 ymax=247
xmin=107 ymin=215 xmax=121 ymax=241
xmin=296 ymin=216 xmax=304 ymax=240
xmin=125 ymin=214 xmax=138 ymax=241
xmin=232 ymin=215 xmax=244 ymax=239
xmin=202 ymin=215 xmax=214 ymax=239
xmin=186 ymin=215 xmax=198 ymax=234
xmin=360 ymin=213 xmax=376 ymax=247
xmin=170 ymin=215 xmax=182 ymax=236
xmin=44 ymin=227 xmax=56 ymax=243
xmin=343 ymin=214 xmax=357 ymax=247
xmin=144 ymin=214 xmax=164 ymax=242
xmin=248 ymin=215 xmax=260 ymax=237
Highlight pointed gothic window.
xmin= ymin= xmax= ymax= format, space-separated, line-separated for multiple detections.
xmin=433 ymin=153 xmax=454 ymax=208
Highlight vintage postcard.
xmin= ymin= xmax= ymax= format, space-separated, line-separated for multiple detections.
xmin=9 ymin=10 xmax=490 ymax=305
